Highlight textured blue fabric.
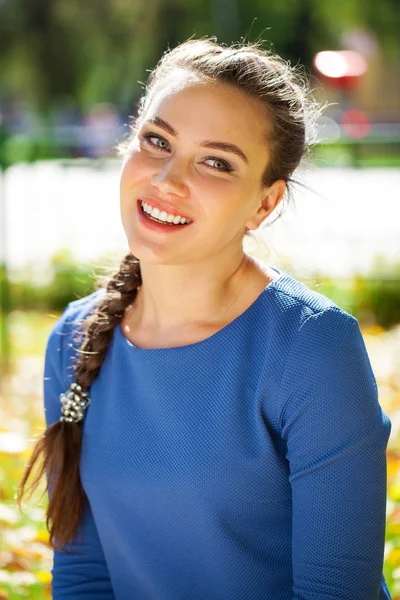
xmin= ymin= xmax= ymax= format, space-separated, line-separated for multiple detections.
xmin=43 ymin=267 xmax=392 ymax=600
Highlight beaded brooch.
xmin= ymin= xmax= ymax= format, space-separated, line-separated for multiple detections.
xmin=59 ymin=382 xmax=91 ymax=423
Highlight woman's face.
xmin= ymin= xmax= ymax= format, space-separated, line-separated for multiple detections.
xmin=120 ymin=75 xmax=284 ymax=265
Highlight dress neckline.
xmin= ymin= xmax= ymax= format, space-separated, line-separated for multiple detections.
xmin=115 ymin=267 xmax=289 ymax=353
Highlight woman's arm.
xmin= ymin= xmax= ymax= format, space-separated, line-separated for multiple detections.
xmin=51 ymin=500 xmax=115 ymax=599
xmin=44 ymin=301 xmax=115 ymax=599
xmin=277 ymin=307 xmax=392 ymax=600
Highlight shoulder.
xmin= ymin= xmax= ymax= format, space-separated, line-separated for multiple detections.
xmin=258 ymin=270 xmax=366 ymax=388
xmin=263 ymin=270 xmax=358 ymax=339
xmin=62 ymin=288 xmax=106 ymax=326
xmin=251 ymin=270 xmax=362 ymax=392
xmin=43 ymin=288 xmax=107 ymax=425
xmin=47 ymin=288 xmax=106 ymax=345
xmin=265 ymin=273 xmax=382 ymax=431
xmin=251 ymin=271 xmax=374 ymax=437
xmin=45 ymin=288 xmax=106 ymax=385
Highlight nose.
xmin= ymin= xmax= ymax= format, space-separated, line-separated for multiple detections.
xmin=151 ymin=158 xmax=189 ymax=197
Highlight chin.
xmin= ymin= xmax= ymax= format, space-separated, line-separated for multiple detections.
xmin=125 ymin=236 xmax=175 ymax=265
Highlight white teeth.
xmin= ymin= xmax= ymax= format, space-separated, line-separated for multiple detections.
xmin=140 ymin=200 xmax=191 ymax=225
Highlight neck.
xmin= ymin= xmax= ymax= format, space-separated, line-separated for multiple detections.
xmin=127 ymin=251 xmax=253 ymax=333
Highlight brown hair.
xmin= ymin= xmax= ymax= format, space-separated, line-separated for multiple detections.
xmin=17 ymin=37 xmax=323 ymax=551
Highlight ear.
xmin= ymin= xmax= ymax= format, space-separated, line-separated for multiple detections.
xmin=246 ymin=180 xmax=287 ymax=231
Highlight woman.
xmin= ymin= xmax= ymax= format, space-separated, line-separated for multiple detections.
xmin=18 ymin=38 xmax=392 ymax=599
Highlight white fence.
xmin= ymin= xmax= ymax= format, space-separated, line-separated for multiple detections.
xmin=2 ymin=160 xmax=400 ymax=279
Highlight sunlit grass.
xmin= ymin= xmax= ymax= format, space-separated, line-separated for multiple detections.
xmin=0 ymin=311 xmax=56 ymax=600
xmin=0 ymin=311 xmax=399 ymax=598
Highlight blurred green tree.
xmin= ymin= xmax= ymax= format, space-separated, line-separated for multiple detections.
xmin=0 ymin=0 xmax=399 ymax=112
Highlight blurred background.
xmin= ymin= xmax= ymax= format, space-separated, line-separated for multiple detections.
xmin=0 ymin=0 xmax=399 ymax=598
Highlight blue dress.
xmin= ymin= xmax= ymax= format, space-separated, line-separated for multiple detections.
xmin=44 ymin=267 xmax=392 ymax=599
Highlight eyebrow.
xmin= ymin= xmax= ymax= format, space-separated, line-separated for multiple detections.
xmin=144 ymin=116 xmax=249 ymax=165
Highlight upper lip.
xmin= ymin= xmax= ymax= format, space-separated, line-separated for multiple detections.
xmin=138 ymin=196 xmax=192 ymax=221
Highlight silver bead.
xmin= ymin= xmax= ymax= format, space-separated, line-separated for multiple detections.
xmin=59 ymin=382 xmax=91 ymax=423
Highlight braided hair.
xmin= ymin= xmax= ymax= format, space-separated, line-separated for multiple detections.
xmin=17 ymin=253 xmax=141 ymax=550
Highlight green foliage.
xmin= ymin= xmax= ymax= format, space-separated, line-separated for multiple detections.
xmin=0 ymin=0 xmax=161 ymax=111
xmin=2 ymin=251 xmax=400 ymax=329
xmin=354 ymin=258 xmax=400 ymax=328
xmin=313 ymin=143 xmax=400 ymax=168
xmin=309 ymin=259 xmax=400 ymax=328
xmin=45 ymin=250 xmax=97 ymax=310
xmin=353 ymin=277 xmax=400 ymax=329
xmin=0 ymin=0 xmax=399 ymax=111
xmin=9 ymin=250 xmax=97 ymax=312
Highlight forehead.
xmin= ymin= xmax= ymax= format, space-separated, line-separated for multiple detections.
xmin=143 ymin=76 xmax=270 ymax=163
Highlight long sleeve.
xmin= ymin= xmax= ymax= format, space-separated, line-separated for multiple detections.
xmin=277 ymin=307 xmax=392 ymax=600
xmin=43 ymin=303 xmax=115 ymax=599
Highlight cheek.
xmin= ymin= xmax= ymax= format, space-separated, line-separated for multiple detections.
xmin=120 ymin=152 xmax=153 ymax=191
xmin=195 ymin=178 xmax=243 ymax=212
xmin=191 ymin=173 xmax=236 ymax=204
xmin=120 ymin=156 xmax=143 ymax=221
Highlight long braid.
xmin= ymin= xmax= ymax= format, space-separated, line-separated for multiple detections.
xmin=17 ymin=253 xmax=142 ymax=551
xmin=73 ymin=252 xmax=141 ymax=388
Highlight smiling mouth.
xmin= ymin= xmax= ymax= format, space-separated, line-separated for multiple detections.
xmin=138 ymin=200 xmax=191 ymax=226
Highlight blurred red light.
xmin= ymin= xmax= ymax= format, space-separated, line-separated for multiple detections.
xmin=313 ymin=50 xmax=368 ymax=91
xmin=341 ymin=109 xmax=370 ymax=139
